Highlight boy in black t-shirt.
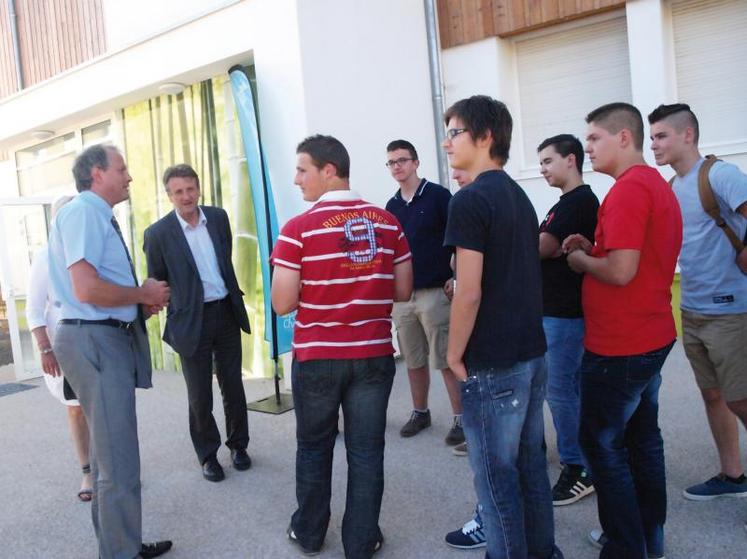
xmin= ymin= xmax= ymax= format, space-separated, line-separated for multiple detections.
xmin=442 ymin=95 xmax=562 ymax=559
xmin=537 ymin=135 xmax=599 ymax=506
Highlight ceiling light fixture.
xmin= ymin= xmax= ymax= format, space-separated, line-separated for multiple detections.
xmin=31 ymin=130 xmax=55 ymax=141
xmin=158 ymin=82 xmax=186 ymax=96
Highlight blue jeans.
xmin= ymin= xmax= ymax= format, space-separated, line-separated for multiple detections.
xmin=461 ymin=356 xmax=560 ymax=559
xmin=291 ymin=356 xmax=395 ymax=559
xmin=543 ymin=317 xmax=586 ymax=467
xmin=579 ymin=341 xmax=674 ymax=559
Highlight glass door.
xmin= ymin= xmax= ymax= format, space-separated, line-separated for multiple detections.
xmin=0 ymin=200 xmax=52 ymax=380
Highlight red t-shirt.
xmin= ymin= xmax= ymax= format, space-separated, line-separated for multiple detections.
xmin=270 ymin=191 xmax=411 ymax=362
xmin=582 ymin=165 xmax=682 ymax=356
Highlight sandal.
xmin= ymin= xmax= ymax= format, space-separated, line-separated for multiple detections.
xmin=78 ymin=464 xmax=93 ymax=502
xmin=77 ymin=488 xmax=93 ymax=502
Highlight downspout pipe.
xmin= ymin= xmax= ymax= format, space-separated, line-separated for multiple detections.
xmin=8 ymin=0 xmax=23 ymax=90
xmin=423 ymin=0 xmax=449 ymax=187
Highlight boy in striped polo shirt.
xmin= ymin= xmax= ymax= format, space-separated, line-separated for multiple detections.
xmin=271 ymin=135 xmax=413 ymax=558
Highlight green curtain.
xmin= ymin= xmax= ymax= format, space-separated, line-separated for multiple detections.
xmin=121 ymin=74 xmax=274 ymax=378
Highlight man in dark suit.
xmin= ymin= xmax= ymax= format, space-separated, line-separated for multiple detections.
xmin=143 ymin=164 xmax=252 ymax=482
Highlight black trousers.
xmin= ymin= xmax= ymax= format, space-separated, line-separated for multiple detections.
xmin=180 ymin=297 xmax=249 ymax=464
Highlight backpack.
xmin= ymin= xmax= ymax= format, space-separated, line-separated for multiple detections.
xmin=670 ymin=154 xmax=747 ymax=274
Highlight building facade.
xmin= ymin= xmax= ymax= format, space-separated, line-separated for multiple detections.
xmin=0 ymin=0 xmax=745 ymax=380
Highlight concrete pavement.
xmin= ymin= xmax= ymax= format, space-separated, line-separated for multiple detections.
xmin=0 ymin=341 xmax=745 ymax=558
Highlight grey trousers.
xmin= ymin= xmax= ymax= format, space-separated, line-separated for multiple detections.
xmin=54 ymin=323 xmax=142 ymax=559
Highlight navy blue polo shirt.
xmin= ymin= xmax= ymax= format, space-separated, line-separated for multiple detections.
xmin=386 ymin=178 xmax=453 ymax=290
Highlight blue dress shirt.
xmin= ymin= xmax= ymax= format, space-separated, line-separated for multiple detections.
xmin=48 ymin=191 xmax=138 ymax=322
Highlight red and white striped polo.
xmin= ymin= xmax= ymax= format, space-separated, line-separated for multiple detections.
xmin=271 ymin=190 xmax=411 ymax=362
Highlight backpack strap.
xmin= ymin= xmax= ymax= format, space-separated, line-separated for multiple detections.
xmin=697 ymin=154 xmax=745 ymax=253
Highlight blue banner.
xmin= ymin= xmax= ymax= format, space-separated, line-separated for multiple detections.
xmin=229 ymin=68 xmax=294 ymax=359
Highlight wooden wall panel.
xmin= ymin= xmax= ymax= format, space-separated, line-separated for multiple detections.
xmin=438 ymin=0 xmax=498 ymax=48
xmin=438 ymin=0 xmax=626 ymax=48
xmin=0 ymin=2 xmax=20 ymax=98
xmin=0 ymin=0 xmax=106 ymax=98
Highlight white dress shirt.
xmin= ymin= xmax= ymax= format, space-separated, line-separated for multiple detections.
xmin=176 ymin=208 xmax=229 ymax=302
xmin=26 ymin=246 xmax=78 ymax=406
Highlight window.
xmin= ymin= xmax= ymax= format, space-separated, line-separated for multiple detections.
xmin=15 ymin=133 xmax=77 ymax=197
xmin=15 ymin=121 xmax=113 ymax=197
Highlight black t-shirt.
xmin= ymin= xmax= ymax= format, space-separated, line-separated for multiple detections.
xmin=539 ymin=184 xmax=599 ymax=318
xmin=444 ymin=170 xmax=546 ymax=371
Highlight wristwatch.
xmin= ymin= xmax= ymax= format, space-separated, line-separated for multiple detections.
xmin=39 ymin=347 xmax=54 ymax=355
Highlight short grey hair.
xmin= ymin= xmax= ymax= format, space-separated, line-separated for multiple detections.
xmin=72 ymin=144 xmax=120 ymax=192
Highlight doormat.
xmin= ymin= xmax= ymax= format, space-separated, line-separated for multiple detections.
xmin=0 ymin=383 xmax=37 ymax=398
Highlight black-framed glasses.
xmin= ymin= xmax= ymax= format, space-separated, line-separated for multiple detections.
xmin=385 ymin=157 xmax=414 ymax=168
xmin=446 ymin=128 xmax=468 ymax=140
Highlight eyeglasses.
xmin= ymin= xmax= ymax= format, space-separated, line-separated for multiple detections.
xmin=385 ymin=157 xmax=414 ymax=168
xmin=445 ymin=128 xmax=468 ymax=140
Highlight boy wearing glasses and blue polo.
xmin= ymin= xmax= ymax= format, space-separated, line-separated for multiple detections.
xmin=384 ymin=140 xmax=463 ymax=446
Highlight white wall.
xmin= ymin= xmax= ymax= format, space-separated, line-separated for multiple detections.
xmin=0 ymin=160 xmax=15 ymax=198
xmin=293 ymin=0 xmax=438 ymax=210
xmin=0 ymin=0 xmax=440 ymax=223
xmin=102 ymin=0 xmax=241 ymax=51
xmin=0 ymin=0 xmax=308 ymax=225
xmin=2 ymin=0 xmax=744 ymax=225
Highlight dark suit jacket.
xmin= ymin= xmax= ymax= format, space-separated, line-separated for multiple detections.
xmin=143 ymin=206 xmax=251 ymax=357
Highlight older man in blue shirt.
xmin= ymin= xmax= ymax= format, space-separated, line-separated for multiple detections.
xmin=48 ymin=144 xmax=172 ymax=559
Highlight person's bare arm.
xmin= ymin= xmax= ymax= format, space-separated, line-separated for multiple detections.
xmin=447 ymin=247 xmax=483 ymax=381
xmin=539 ymin=232 xmax=562 ymax=259
xmin=271 ymin=266 xmax=301 ymax=315
xmin=69 ymin=260 xmax=170 ymax=307
xmin=736 ymin=202 xmax=747 ymax=273
xmin=31 ymin=326 xmax=61 ymax=377
xmin=393 ymin=260 xmax=413 ymax=302
xmin=566 ymin=248 xmax=640 ymax=286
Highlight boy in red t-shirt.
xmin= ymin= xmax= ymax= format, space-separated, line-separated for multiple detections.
xmin=563 ymin=103 xmax=682 ymax=559
xmin=270 ymin=135 xmax=412 ymax=558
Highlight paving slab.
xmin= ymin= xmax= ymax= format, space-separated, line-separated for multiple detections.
xmin=0 ymin=341 xmax=745 ymax=558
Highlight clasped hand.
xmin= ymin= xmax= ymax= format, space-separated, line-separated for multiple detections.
xmin=141 ymin=278 xmax=170 ymax=317
xmin=562 ymin=234 xmax=593 ymax=274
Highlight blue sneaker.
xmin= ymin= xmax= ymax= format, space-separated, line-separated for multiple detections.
xmin=683 ymin=474 xmax=747 ymax=501
xmin=445 ymin=517 xmax=486 ymax=549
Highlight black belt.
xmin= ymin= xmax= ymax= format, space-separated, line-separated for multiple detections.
xmin=59 ymin=318 xmax=135 ymax=332
xmin=204 ymin=297 xmax=228 ymax=307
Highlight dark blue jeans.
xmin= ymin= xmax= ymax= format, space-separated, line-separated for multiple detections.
xmin=543 ymin=317 xmax=586 ymax=468
xmin=461 ymin=356 xmax=560 ymax=559
xmin=579 ymin=341 xmax=674 ymax=559
xmin=290 ymin=355 xmax=395 ymax=559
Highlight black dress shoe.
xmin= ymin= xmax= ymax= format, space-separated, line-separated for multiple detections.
xmin=202 ymin=456 xmax=225 ymax=482
xmin=139 ymin=540 xmax=173 ymax=558
xmin=231 ymin=448 xmax=252 ymax=471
